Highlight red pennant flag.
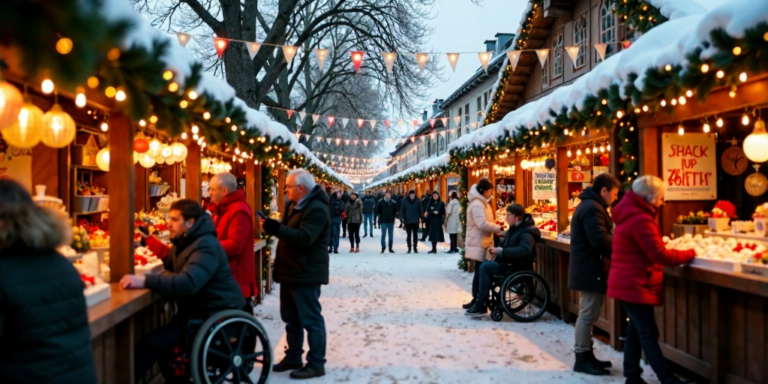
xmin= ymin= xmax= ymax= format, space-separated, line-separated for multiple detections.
xmin=327 ymin=116 xmax=335 ymax=126
xmin=412 ymin=119 xmax=419 ymax=128
xmin=213 ymin=38 xmax=228 ymax=58
xmin=287 ymin=110 xmax=294 ymax=120
xmin=351 ymin=51 xmax=365 ymax=74
xmin=384 ymin=120 xmax=390 ymax=129
xmin=357 ymin=118 xmax=365 ymax=128
xmin=429 ymin=118 xmax=436 ymax=128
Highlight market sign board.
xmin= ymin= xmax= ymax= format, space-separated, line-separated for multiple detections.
xmin=0 ymin=138 xmax=33 ymax=191
xmin=533 ymin=168 xmax=556 ymax=201
xmin=662 ymin=132 xmax=717 ymax=201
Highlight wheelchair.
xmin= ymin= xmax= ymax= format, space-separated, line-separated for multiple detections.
xmin=159 ymin=309 xmax=273 ymax=384
xmin=486 ymin=260 xmax=550 ymax=323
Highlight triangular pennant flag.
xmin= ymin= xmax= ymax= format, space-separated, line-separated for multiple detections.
xmin=478 ymin=51 xmax=493 ymax=73
xmin=357 ymin=118 xmax=365 ymax=128
xmin=384 ymin=120 xmax=390 ymax=129
xmin=342 ymin=118 xmax=350 ymax=128
xmin=369 ymin=119 xmax=377 ymax=129
xmin=298 ymin=111 xmax=307 ymax=122
xmin=327 ymin=116 xmax=335 ymax=127
xmin=314 ymin=48 xmax=329 ymax=71
xmin=410 ymin=137 xmax=416 ymax=143
xmin=565 ymin=46 xmax=580 ymax=67
xmin=317 ymin=136 xmax=323 ymax=142
xmin=415 ymin=53 xmax=429 ymax=76
xmin=374 ymin=140 xmax=378 ymax=146
xmin=412 ymin=119 xmax=419 ymax=129
xmin=336 ymin=138 xmax=342 ymax=145
xmin=286 ymin=110 xmax=294 ymax=120
xmin=401 ymin=139 xmax=407 ymax=145
xmin=506 ymin=50 xmax=522 ymax=71
xmin=176 ymin=32 xmax=192 ymax=48
xmin=446 ymin=53 xmax=460 ymax=72
xmin=350 ymin=51 xmax=364 ymax=74
xmin=429 ymin=118 xmax=436 ymax=128
xmin=594 ymin=43 xmax=608 ymax=61
xmin=213 ymin=38 xmax=228 ymax=59
xmin=535 ymin=49 xmax=549 ymax=68
xmin=430 ymin=133 xmax=435 ymax=139
xmin=344 ymin=139 xmax=350 ymax=146
xmin=440 ymin=117 xmax=448 ymax=127
xmin=363 ymin=140 xmax=369 ymax=146
xmin=453 ymin=116 xmax=461 ymax=126
xmin=326 ymin=138 xmax=332 ymax=144
xmin=246 ymin=42 xmax=261 ymax=60
xmin=312 ymin=114 xmax=320 ymax=124
xmin=397 ymin=120 xmax=404 ymax=127
xmin=471 ymin=122 xmax=478 ymax=129
xmin=381 ymin=52 xmax=397 ymax=73
xmin=282 ymin=46 xmax=298 ymax=63
xmin=353 ymin=140 xmax=359 ymax=146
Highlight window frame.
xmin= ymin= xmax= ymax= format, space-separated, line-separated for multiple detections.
xmin=464 ymin=102 xmax=470 ymax=130
xmin=574 ymin=15 xmax=588 ymax=68
xmin=552 ymin=32 xmax=564 ymax=78
xmin=599 ymin=1 xmax=617 ymax=61
xmin=541 ymin=52 xmax=549 ymax=88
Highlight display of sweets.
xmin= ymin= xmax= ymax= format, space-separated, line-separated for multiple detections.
xmin=89 ymin=229 xmax=109 ymax=248
xmin=135 ymin=210 xmax=169 ymax=235
xmin=73 ymin=263 xmax=105 ymax=288
xmin=71 ymin=226 xmax=91 ymax=252
xmin=156 ymin=192 xmax=180 ymax=210
xmin=711 ymin=200 xmax=737 ymax=219
xmin=134 ymin=247 xmax=161 ymax=267
xmin=537 ymin=219 xmax=557 ymax=232
xmin=663 ymin=234 xmax=767 ymax=263
xmin=76 ymin=181 xmax=105 ymax=196
xmin=753 ymin=203 xmax=768 ymax=219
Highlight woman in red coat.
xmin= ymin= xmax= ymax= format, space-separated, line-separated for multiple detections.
xmin=608 ymin=176 xmax=695 ymax=384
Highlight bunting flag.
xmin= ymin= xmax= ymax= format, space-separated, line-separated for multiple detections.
xmin=312 ymin=114 xmax=320 ymax=124
xmin=506 ymin=50 xmax=522 ymax=71
xmin=415 ymin=53 xmax=429 ymax=75
xmin=478 ymin=51 xmax=493 ymax=73
xmin=286 ymin=110 xmax=294 ymax=120
xmin=471 ymin=122 xmax=478 ymax=129
xmin=336 ymin=138 xmax=342 ymax=145
xmin=401 ymin=139 xmax=407 ymax=145
xmin=342 ymin=118 xmax=350 ymax=128
xmin=381 ymin=52 xmax=397 ymax=73
xmin=535 ymin=49 xmax=549 ymax=68
xmin=314 ymin=48 xmax=329 ymax=71
xmin=429 ymin=118 xmax=436 ymax=128
xmin=176 ymin=32 xmax=192 ymax=48
xmin=565 ymin=46 xmax=580 ymax=67
xmin=363 ymin=140 xmax=369 ymax=146
xmin=213 ymin=38 xmax=228 ymax=58
xmin=344 ymin=139 xmax=350 ymax=146
xmin=412 ymin=119 xmax=419 ymax=129
xmin=440 ymin=117 xmax=448 ymax=127
xmin=246 ymin=42 xmax=261 ymax=60
xmin=327 ymin=116 xmax=335 ymax=126
xmin=317 ymin=136 xmax=323 ymax=142
xmin=282 ymin=45 xmax=298 ymax=63
xmin=298 ymin=111 xmax=306 ymax=123
xmin=326 ymin=138 xmax=332 ymax=144
xmin=397 ymin=120 xmax=404 ymax=127
xmin=374 ymin=140 xmax=379 ymax=146
xmin=453 ymin=116 xmax=461 ymax=126
xmin=352 ymin=140 xmax=358 ymax=146
xmin=357 ymin=118 xmax=365 ymax=128
xmin=446 ymin=53 xmax=460 ymax=72
xmin=410 ymin=137 xmax=416 ymax=143
xmin=369 ymin=119 xmax=377 ymax=128
xmin=384 ymin=120 xmax=390 ymax=129
xmin=351 ymin=51 xmax=364 ymax=73
xmin=594 ymin=43 xmax=608 ymax=61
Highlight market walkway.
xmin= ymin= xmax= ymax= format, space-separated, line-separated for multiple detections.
xmin=253 ymin=228 xmax=656 ymax=383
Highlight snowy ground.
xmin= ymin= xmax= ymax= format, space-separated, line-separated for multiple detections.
xmin=253 ymin=227 xmax=659 ymax=384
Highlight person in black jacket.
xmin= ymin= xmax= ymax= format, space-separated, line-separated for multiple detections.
xmin=425 ymin=191 xmax=446 ymax=254
xmin=377 ymin=191 xmax=399 ymax=253
xmin=568 ymin=173 xmax=621 ymax=375
xmin=340 ymin=190 xmax=350 ymax=237
xmin=466 ymin=204 xmax=541 ymax=317
xmin=327 ymin=190 xmax=345 ymax=254
xmin=374 ymin=191 xmax=383 ymax=229
xmin=399 ymin=190 xmax=424 ymax=253
xmin=420 ymin=190 xmax=431 ymax=241
xmin=362 ymin=190 xmax=376 ymax=237
xmin=0 ymin=179 xmax=98 ymax=384
xmin=261 ymin=169 xmax=330 ymax=379
xmin=395 ymin=192 xmax=406 ymax=229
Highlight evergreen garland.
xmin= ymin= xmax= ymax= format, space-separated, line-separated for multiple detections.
xmin=607 ymin=0 xmax=667 ymax=33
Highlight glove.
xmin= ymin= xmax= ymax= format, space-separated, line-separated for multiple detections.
xmin=262 ymin=218 xmax=281 ymax=235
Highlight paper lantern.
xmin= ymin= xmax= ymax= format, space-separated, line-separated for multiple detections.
xmin=155 ymin=154 xmax=165 ymax=165
xmin=171 ymin=142 xmax=188 ymax=162
xmin=96 ymin=147 xmax=110 ymax=171
xmin=139 ymin=153 xmax=156 ymax=168
xmin=41 ymin=103 xmax=76 ymax=148
xmin=201 ymin=157 xmax=210 ymax=173
xmin=744 ymin=118 xmax=768 ymax=163
xmin=161 ymin=143 xmax=173 ymax=158
xmin=148 ymin=138 xmax=162 ymax=157
xmin=0 ymin=80 xmax=23 ymax=129
xmin=1 ymin=101 xmax=43 ymax=148
xmin=133 ymin=151 xmax=139 ymax=164
xmin=133 ymin=132 xmax=149 ymax=153
xmin=165 ymin=156 xmax=176 ymax=166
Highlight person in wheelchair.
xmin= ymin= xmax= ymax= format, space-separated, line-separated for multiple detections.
xmin=120 ymin=199 xmax=245 ymax=378
xmin=465 ymin=204 xmax=541 ymax=317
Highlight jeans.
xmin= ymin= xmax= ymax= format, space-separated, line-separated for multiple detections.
xmin=380 ymin=222 xmax=394 ymax=249
xmin=404 ymin=223 xmax=419 ymax=250
xmin=348 ymin=223 xmax=361 ymax=247
xmin=449 ymin=233 xmax=458 ymax=251
xmin=471 ymin=260 xmax=484 ymax=298
xmin=363 ymin=213 xmax=374 ymax=235
xmin=135 ymin=318 xmax=185 ymax=378
xmin=330 ymin=217 xmax=341 ymax=251
xmin=621 ymin=301 xmax=671 ymax=381
xmin=475 ymin=261 xmax=499 ymax=305
xmin=280 ymin=284 xmax=327 ymax=369
xmin=574 ymin=291 xmax=605 ymax=353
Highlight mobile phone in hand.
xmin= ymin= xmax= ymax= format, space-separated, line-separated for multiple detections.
xmin=256 ymin=210 xmax=267 ymax=219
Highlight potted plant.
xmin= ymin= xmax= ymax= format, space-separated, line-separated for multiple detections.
xmin=709 ymin=200 xmax=737 ymax=232
xmin=673 ymin=211 xmax=709 ymax=238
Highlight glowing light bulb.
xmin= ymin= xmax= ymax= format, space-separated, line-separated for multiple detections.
xmin=642 ymin=105 xmax=649 ymax=112
xmin=716 ymin=70 xmax=725 ymax=79
xmin=75 ymin=93 xmax=86 ymax=107
xmin=716 ymin=117 xmax=724 ymax=127
xmin=576 ymin=148 xmax=582 ymax=156
xmin=181 ymin=132 xmax=187 ymax=140
xmin=607 ymin=144 xmax=611 ymax=151
xmin=742 ymin=114 xmax=750 ymax=126
xmin=678 ymin=96 xmax=686 ymax=105
xmin=115 ymin=90 xmax=126 ymax=101
xmin=567 ymin=149 xmax=572 ymax=157
xmin=41 ymin=79 xmax=54 ymax=94
xmin=188 ymin=91 xmax=198 ymax=100
xmin=203 ymin=112 xmax=211 ymax=120
xmin=191 ymin=125 xmax=199 ymax=134
xmin=686 ymin=90 xmax=693 ymax=97
xmin=740 ymin=72 xmax=747 ymax=82
xmin=703 ymin=123 xmax=710 ymax=133
xmin=100 ymin=122 xmax=108 ymax=132
xmin=701 ymin=64 xmax=709 ymax=73
xmin=660 ymin=100 xmax=666 ymax=107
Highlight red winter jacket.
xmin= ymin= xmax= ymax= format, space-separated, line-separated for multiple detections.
xmin=607 ymin=191 xmax=695 ymax=306
xmin=211 ymin=189 xmax=256 ymax=298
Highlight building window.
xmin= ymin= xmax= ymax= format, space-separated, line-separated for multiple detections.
xmin=552 ymin=33 xmax=563 ymax=78
xmin=600 ymin=2 xmax=617 ymax=60
xmin=457 ymin=106 xmax=462 ymax=129
xmin=464 ymin=103 xmax=470 ymax=128
xmin=541 ymin=54 xmax=548 ymax=88
xmin=574 ymin=16 xmax=588 ymax=68
xmin=484 ymin=92 xmax=488 ymax=108
xmin=476 ymin=96 xmax=481 ymax=114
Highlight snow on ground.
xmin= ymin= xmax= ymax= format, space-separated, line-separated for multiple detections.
xmin=253 ymin=228 xmax=658 ymax=383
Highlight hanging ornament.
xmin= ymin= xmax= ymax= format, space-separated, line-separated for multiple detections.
xmin=41 ymin=103 xmax=76 ymax=148
xmin=429 ymin=118 xmax=436 ymax=128
xmin=381 ymin=52 xmax=397 ymax=74
xmin=133 ymin=132 xmax=150 ymax=153
xmin=314 ymin=48 xmax=329 ymax=71
xmin=415 ymin=53 xmax=429 ymax=76
xmin=1 ymin=99 xmax=43 ymax=149
xmin=535 ymin=49 xmax=549 ymax=68
xmin=506 ymin=51 xmax=522 ymax=71
xmin=594 ymin=43 xmax=608 ymax=61
xmin=139 ymin=153 xmax=156 ymax=168
xmin=0 ymin=80 xmax=23 ymax=129
xmin=744 ymin=117 xmax=768 ymax=163
xmin=246 ymin=42 xmax=261 ymax=60
xmin=96 ymin=147 xmax=110 ymax=171
xmin=171 ymin=142 xmax=188 ymax=162
xmin=745 ymin=165 xmax=768 ymax=196
xmin=565 ymin=46 xmax=580 ymax=67
xmin=148 ymin=138 xmax=163 ymax=157
xmin=478 ymin=51 xmax=492 ymax=73
xmin=176 ymin=32 xmax=192 ymax=48
xmin=282 ymin=45 xmax=298 ymax=63
xmin=351 ymin=51 xmax=364 ymax=73
xmin=721 ymin=144 xmax=748 ymax=176
xmin=213 ymin=37 xmax=228 ymax=58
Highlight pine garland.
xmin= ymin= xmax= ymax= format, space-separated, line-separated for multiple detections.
xmin=607 ymin=0 xmax=667 ymax=33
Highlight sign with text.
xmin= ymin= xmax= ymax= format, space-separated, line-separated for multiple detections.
xmin=662 ymin=133 xmax=717 ymax=201
xmin=533 ymin=168 xmax=556 ymax=201
xmin=0 ymin=138 xmax=33 ymax=191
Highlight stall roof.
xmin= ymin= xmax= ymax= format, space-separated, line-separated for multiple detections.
xmin=366 ymin=153 xmax=450 ymax=189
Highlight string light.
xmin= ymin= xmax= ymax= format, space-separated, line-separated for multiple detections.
xmin=203 ymin=112 xmax=211 ymax=120
xmin=188 ymin=91 xmax=198 ymax=100
xmin=191 ymin=125 xmax=199 ymax=134
xmin=678 ymin=124 xmax=685 ymax=136
xmin=181 ymin=132 xmax=188 ymax=140
xmin=739 ymin=72 xmax=747 ymax=82
xmin=179 ymin=100 xmax=188 ymax=108
xmin=149 ymin=115 xmax=158 ymax=124
xmin=168 ymin=82 xmax=179 ymax=92
xmin=100 ymin=121 xmax=108 ymax=132
xmin=576 ymin=147 xmax=582 ymax=156
xmin=642 ymin=105 xmax=649 ymax=112
xmin=686 ymin=90 xmax=693 ymax=97
xmin=75 ymin=93 xmax=86 ymax=108
xmin=733 ymin=46 xmax=742 ymax=55
xmin=716 ymin=117 xmax=724 ymax=127
xmin=41 ymin=79 xmax=54 ymax=94
xmin=742 ymin=113 xmax=750 ymax=126
xmin=87 ymin=77 xmax=99 ymax=88
xmin=567 ymin=148 xmax=572 ymax=157
xmin=701 ymin=64 xmax=709 ymax=73
xmin=660 ymin=100 xmax=666 ymax=107
xmin=163 ymin=71 xmax=174 ymax=80
xmin=139 ymin=119 xmax=146 ymax=127
xmin=678 ymin=96 xmax=686 ymax=105
xmin=105 ymin=86 xmax=116 ymax=98
xmin=231 ymin=125 xmax=237 ymax=132
xmin=716 ymin=70 xmax=725 ymax=79
xmin=115 ymin=90 xmax=126 ymax=101
xmin=703 ymin=122 xmax=710 ymax=133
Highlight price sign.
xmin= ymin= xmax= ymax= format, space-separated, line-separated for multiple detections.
xmin=533 ymin=168 xmax=556 ymax=201
xmin=662 ymin=133 xmax=717 ymax=200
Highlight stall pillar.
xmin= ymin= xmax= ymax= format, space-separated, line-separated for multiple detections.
xmin=185 ymin=141 xmax=202 ymax=202
xmin=416 ymin=181 xmax=422 ymax=197
xmin=608 ymin=125 xmax=621 ymax=178
xmin=555 ymin=147 xmax=569 ymax=232
xmin=277 ymin=168 xmax=285 ymax=216
xmin=440 ymin=175 xmax=448 ymax=202
xmin=489 ymin=161 xmax=497 ymax=218
xmin=514 ymin=154 xmax=527 ymax=207
xmin=108 ymin=113 xmax=135 ymax=282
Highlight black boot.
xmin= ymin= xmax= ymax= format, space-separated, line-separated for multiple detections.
xmin=389 ymin=248 xmax=395 ymax=253
xmin=289 ymin=365 xmax=326 ymax=379
xmin=573 ymin=351 xmax=610 ymax=376
xmin=363 ymin=234 xmax=368 ymax=238
xmin=588 ymin=349 xmax=613 ymax=368
xmin=381 ymin=247 xmax=385 ymax=254
xmin=414 ymin=248 xmax=418 ymax=253
xmin=407 ymin=247 xmax=412 ymax=254
xmin=464 ymin=302 xmax=487 ymax=317
xmin=272 ymin=358 xmax=303 ymax=373
xmin=625 ymin=377 xmax=648 ymax=384
xmin=660 ymin=374 xmax=685 ymax=384
xmin=462 ymin=298 xmax=476 ymax=310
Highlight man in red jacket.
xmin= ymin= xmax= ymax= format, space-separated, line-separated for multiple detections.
xmin=208 ymin=172 xmax=257 ymax=301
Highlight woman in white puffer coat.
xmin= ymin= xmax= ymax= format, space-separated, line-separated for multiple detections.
xmin=462 ymin=178 xmax=502 ymax=310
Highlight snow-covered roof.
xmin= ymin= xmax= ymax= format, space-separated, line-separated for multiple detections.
xmin=452 ymin=0 xmax=768 ymax=154
xmin=366 ymin=154 xmax=450 ymax=189
xmin=99 ymin=0 xmax=347 ymax=185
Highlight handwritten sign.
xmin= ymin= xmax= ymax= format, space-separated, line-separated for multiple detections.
xmin=662 ymin=133 xmax=716 ymax=201
xmin=0 ymin=138 xmax=33 ymax=191
xmin=533 ymin=168 xmax=556 ymax=201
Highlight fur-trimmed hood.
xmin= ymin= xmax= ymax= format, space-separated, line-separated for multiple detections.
xmin=0 ymin=205 xmax=69 ymax=253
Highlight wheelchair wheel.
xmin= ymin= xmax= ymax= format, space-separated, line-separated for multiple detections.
xmin=500 ymin=271 xmax=550 ymax=323
xmin=190 ymin=309 xmax=273 ymax=384
xmin=490 ymin=307 xmax=504 ymax=322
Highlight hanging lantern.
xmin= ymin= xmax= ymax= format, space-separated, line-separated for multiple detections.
xmin=166 ymin=156 xmax=176 ymax=166
xmin=139 ymin=153 xmax=156 ymax=168
xmin=133 ymin=151 xmax=139 ymax=164
xmin=161 ymin=143 xmax=173 ymax=159
xmin=155 ymin=154 xmax=165 ymax=165
xmin=743 ymin=118 xmax=768 ymax=163
xmin=201 ymin=157 xmax=210 ymax=173
xmin=41 ymin=103 xmax=76 ymax=148
xmin=148 ymin=138 xmax=162 ymax=157
xmin=0 ymin=80 xmax=23 ymax=129
xmin=1 ymin=100 xmax=44 ymax=148
xmin=96 ymin=147 xmax=110 ymax=171
xmin=134 ymin=132 xmax=150 ymax=153
xmin=171 ymin=142 xmax=188 ymax=162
